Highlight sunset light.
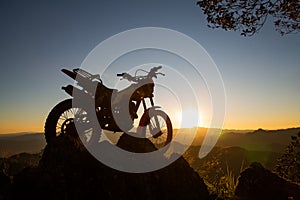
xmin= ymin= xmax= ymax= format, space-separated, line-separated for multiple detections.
xmin=1 ymin=1 xmax=300 ymax=199
xmin=0 ymin=1 xmax=299 ymax=135
xmin=175 ymin=109 xmax=203 ymax=128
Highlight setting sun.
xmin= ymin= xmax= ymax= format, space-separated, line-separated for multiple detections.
xmin=175 ymin=109 xmax=202 ymax=128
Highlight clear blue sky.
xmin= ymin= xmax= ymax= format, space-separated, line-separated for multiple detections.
xmin=0 ymin=0 xmax=299 ymax=133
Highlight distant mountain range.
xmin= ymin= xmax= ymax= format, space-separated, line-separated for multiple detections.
xmin=170 ymin=127 xmax=300 ymax=175
xmin=187 ymin=127 xmax=300 ymax=153
xmin=0 ymin=133 xmax=46 ymax=157
xmin=0 ymin=127 xmax=299 ymax=157
xmin=217 ymin=127 xmax=300 ymax=152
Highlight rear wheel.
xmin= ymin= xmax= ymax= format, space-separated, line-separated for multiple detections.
xmin=44 ymin=99 xmax=96 ymax=144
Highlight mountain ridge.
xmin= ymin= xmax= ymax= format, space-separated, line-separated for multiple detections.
xmin=1 ymin=127 xmax=299 ymax=157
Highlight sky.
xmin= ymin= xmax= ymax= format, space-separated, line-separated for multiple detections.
xmin=0 ymin=0 xmax=299 ymax=133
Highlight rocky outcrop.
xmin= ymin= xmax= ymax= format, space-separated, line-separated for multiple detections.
xmin=235 ymin=162 xmax=300 ymax=200
xmin=9 ymin=133 xmax=209 ymax=200
xmin=0 ymin=172 xmax=10 ymax=200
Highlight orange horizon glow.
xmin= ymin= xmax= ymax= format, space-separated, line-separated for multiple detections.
xmin=0 ymin=105 xmax=299 ymax=134
xmin=1 ymin=119 xmax=299 ymax=134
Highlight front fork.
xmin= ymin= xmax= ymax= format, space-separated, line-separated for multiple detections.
xmin=140 ymin=97 xmax=154 ymax=110
xmin=137 ymin=97 xmax=161 ymax=135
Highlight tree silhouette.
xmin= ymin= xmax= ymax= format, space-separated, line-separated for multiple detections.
xmin=273 ymin=132 xmax=300 ymax=183
xmin=197 ymin=0 xmax=300 ymax=36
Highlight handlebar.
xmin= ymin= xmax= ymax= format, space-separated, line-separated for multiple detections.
xmin=151 ymin=66 xmax=162 ymax=72
xmin=117 ymin=73 xmax=125 ymax=77
xmin=117 ymin=66 xmax=164 ymax=82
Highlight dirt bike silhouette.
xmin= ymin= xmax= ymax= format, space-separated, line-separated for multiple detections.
xmin=44 ymin=66 xmax=173 ymax=149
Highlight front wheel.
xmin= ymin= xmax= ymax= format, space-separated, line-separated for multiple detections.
xmin=44 ymin=99 xmax=97 ymax=144
xmin=139 ymin=109 xmax=173 ymax=149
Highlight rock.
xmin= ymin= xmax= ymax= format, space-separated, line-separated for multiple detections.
xmin=235 ymin=162 xmax=300 ymax=200
xmin=9 ymin=133 xmax=210 ymax=200
xmin=0 ymin=171 xmax=10 ymax=200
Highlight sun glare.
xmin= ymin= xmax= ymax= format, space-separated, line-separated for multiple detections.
xmin=175 ymin=109 xmax=202 ymax=128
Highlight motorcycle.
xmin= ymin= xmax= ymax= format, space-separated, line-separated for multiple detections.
xmin=44 ymin=66 xmax=173 ymax=149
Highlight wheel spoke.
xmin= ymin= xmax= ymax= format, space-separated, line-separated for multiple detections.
xmin=62 ymin=111 xmax=70 ymax=119
xmin=60 ymin=114 xmax=67 ymax=120
xmin=59 ymin=115 xmax=67 ymax=121
xmin=70 ymin=108 xmax=75 ymax=116
xmin=45 ymin=98 xmax=98 ymax=145
xmin=73 ymin=108 xmax=79 ymax=116
xmin=146 ymin=111 xmax=172 ymax=149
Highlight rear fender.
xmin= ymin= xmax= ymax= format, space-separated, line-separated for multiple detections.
xmin=62 ymin=85 xmax=91 ymax=99
xmin=61 ymin=69 xmax=76 ymax=80
xmin=62 ymin=85 xmax=95 ymax=112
